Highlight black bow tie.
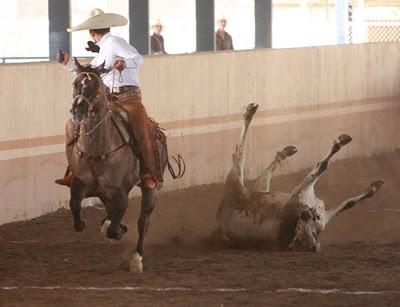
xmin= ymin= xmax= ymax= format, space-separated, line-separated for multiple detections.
xmin=85 ymin=41 xmax=100 ymax=53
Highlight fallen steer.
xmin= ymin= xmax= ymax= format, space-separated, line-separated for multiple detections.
xmin=218 ymin=103 xmax=383 ymax=251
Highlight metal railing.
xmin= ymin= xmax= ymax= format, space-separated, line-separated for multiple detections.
xmin=1 ymin=57 xmax=49 ymax=64
xmin=0 ymin=56 xmax=94 ymax=64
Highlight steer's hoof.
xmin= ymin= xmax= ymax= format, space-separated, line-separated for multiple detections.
xmin=314 ymin=243 xmax=322 ymax=253
xmin=74 ymin=219 xmax=86 ymax=232
xmin=365 ymin=180 xmax=384 ymax=198
xmin=129 ymin=252 xmax=143 ymax=273
xmin=243 ymin=103 xmax=259 ymax=122
xmin=338 ymin=134 xmax=352 ymax=146
xmin=280 ymin=146 xmax=298 ymax=159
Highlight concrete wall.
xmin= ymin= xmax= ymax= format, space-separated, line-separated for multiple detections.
xmin=1 ymin=43 xmax=400 ymax=225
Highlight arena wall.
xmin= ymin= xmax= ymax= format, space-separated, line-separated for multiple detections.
xmin=1 ymin=43 xmax=400 ymax=225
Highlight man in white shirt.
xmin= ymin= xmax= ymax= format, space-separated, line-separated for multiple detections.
xmin=55 ymin=9 xmax=160 ymax=190
xmin=64 ymin=29 xmax=143 ymax=90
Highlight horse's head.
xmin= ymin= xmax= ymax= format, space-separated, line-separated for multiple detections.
xmin=71 ymin=58 xmax=110 ymax=123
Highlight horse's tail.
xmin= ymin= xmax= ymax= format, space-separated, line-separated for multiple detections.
xmin=167 ymin=154 xmax=186 ymax=179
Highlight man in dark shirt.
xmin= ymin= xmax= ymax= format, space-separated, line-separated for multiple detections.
xmin=150 ymin=19 xmax=167 ymax=55
xmin=216 ymin=16 xmax=234 ymax=51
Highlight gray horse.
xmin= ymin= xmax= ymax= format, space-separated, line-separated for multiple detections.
xmin=65 ymin=59 xmax=183 ymax=272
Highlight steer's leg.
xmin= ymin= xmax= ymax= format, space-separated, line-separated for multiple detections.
xmin=225 ymin=103 xmax=259 ymax=192
xmin=324 ymin=181 xmax=383 ymax=224
xmin=69 ymin=179 xmax=86 ymax=232
xmin=291 ymin=134 xmax=352 ymax=195
xmin=254 ymin=146 xmax=297 ymax=192
xmin=280 ymin=134 xmax=353 ymax=249
xmin=130 ymin=187 xmax=156 ymax=273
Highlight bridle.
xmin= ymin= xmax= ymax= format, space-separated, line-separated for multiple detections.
xmin=74 ymin=71 xmax=108 ymax=135
xmin=71 ymin=70 xmax=130 ymax=189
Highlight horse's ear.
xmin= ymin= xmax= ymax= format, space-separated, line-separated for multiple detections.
xmin=95 ymin=61 xmax=111 ymax=74
xmin=74 ymin=57 xmax=84 ymax=72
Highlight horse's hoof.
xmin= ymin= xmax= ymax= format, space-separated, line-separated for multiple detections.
xmin=120 ymin=222 xmax=129 ymax=233
xmin=107 ymin=227 xmax=122 ymax=240
xmin=74 ymin=219 xmax=86 ymax=232
xmin=100 ymin=219 xmax=111 ymax=240
xmin=129 ymin=252 xmax=143 ymax=273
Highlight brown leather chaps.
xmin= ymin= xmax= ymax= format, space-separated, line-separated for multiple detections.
xmin=115 ymin=90 xmax=161 ymax=187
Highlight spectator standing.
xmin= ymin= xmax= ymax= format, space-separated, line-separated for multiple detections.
xmin=150 ymin=19 xmax=167 ymax=55
xmin=215 ymin=16 xmax=234 ymax=51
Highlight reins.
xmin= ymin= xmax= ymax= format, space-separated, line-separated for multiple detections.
xmin=110 ymin=66 xmax=138 ymax=94
xmin=73 ymin=71 xmax=129 ymax=162
xmin=72 ymin=67 xmax=186 ymax=186
xmin=84 ymin=112 xmax=109 ymax=136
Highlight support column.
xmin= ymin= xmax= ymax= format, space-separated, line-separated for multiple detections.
xmin=48 ymin=0 xmax=70 ymax=60
xmin=255 ymin=0 xmax=272 ymax=48
xmin=354 ymin=0 xmax=365 ymax=43
xmin=129 ymin=0 xmax=149 ymax=55
xmin=337 ymin=0 xmax=351 ymax=44
xmin=196 ymin=0 xmax=214 ymax=52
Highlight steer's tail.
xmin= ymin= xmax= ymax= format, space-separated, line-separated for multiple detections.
xmin=167 ymin=154 xmax=186 ymax=179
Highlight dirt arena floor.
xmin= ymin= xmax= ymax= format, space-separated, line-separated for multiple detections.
xmin=1 ymin=151 xmax=400 ymax=306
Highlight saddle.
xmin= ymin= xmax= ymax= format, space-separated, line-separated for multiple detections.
xmin=106 ymin=94 xmax=166 ymax=148
xmin=106 ymin=94 xmax=167 ymax=184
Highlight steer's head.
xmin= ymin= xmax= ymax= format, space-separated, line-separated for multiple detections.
xmin=289 ymin=208 xmax=320 ymax=252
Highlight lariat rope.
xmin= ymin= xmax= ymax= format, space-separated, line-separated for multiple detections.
xmin=109 ymin=64 xmax=138 ymax=94
xmin=73 ymin=69 xmax=185 ymax=180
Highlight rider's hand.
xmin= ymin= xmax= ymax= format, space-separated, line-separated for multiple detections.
xmin=58 ymin=50 xmax=70 ymax=65
xmin=114 ymin=59 xmax=126 ymax=72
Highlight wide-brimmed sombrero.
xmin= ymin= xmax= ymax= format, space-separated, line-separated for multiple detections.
xmin=67 ymin=8 xmax=128 ymax=32
xmin=150 ymin=18 xmax=163 ymax=28
xmin=216 ymin=15 xmax=227 ymax=22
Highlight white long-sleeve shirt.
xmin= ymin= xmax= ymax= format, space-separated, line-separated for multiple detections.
xmin=65 ymin=32 xmax=144 ymax=89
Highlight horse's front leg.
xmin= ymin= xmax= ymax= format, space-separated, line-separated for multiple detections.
xmin=105 ymin=192 xmax=129 ymax=240
xmin=70 ymin=179 xmax=86 ymax=232
xmin=130 ymin=187 xmax=156 ymax=273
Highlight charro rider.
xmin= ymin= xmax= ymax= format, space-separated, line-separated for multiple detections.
xmin=55 ymin=8 xmax=160 ymax=190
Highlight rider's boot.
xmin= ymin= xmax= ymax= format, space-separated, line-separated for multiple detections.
xmin=55 ymin=166 xmax=73 ymax=187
